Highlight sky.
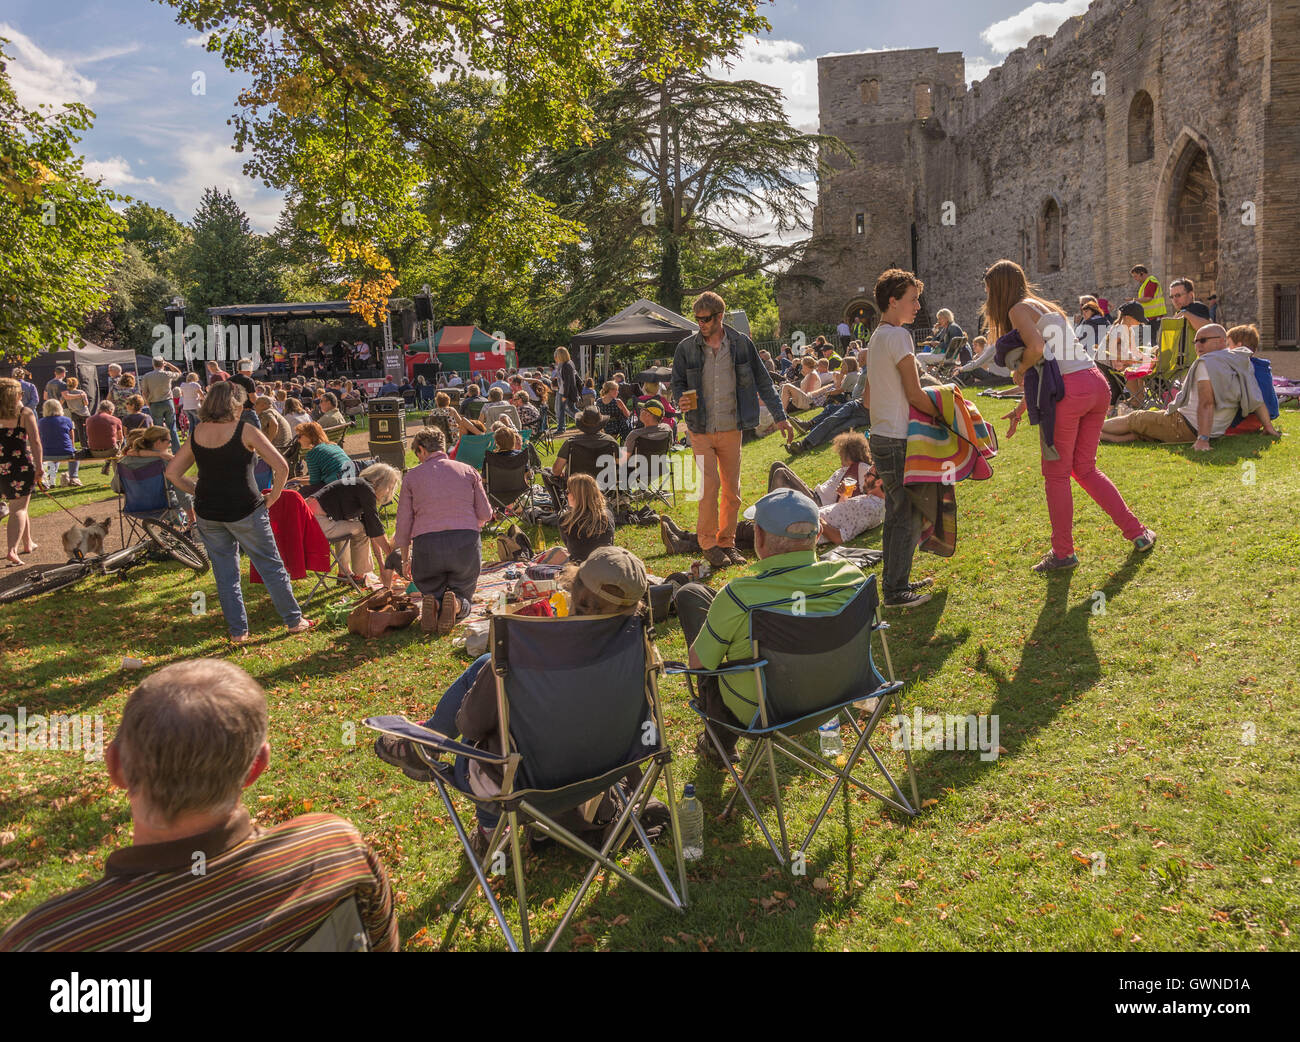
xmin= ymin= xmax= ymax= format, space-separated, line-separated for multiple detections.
xmin=2 ymin=0 xmax=1093 ymax=234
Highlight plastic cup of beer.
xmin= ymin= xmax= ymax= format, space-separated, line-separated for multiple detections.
xmin=680 ymin=389 xmax=698 ymax=411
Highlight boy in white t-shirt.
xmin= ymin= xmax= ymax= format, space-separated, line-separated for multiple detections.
xmin=862 ymin=269 xmax=939 ymax=609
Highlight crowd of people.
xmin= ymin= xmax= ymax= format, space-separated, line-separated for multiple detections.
xmin=0 ymin=255 xmax=1286 ymax=951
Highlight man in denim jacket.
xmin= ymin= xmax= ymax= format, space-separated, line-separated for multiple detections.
xmin=671 ymin=291 xmax=789 ymax=567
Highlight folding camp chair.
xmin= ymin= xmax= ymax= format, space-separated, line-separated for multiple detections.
xmin=482 ymin=450 xmax=535 ymax=535
xmin=664 ymin=575 xmax=919 ymax=871
xmin=365 ymin=612 xmax=688 ymax=952
xmin=528 ymin=408 xmax=553 ymax=454
xmin=622 ymin=429 xmax=677 ymax=508
xmin=323 ymin=423 xmax=349 ymax=446
xmin=115 ymin=456 xmax=191 ymax=548
xmin=1126 ymin=317 xmax=1194 ymax=409
xmin=565 ymin=438 xmax=620 ymax=493
xmin=450 ymin=432 xmax=494 ymax=471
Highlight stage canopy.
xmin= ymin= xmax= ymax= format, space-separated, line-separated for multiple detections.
xmin=205 ymin=300 xmax=409 ymax=320
xmin=406 ymin=325 xmax=516 ymax=375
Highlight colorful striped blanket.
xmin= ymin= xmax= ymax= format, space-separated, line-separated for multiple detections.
xmin=903 ymin=386 xmax=998 ymax=557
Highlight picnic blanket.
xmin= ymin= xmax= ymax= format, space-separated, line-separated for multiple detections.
xmin=904 ymin=385 xmax=997 ymax=557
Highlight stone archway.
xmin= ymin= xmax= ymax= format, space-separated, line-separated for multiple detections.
xmin=1153 ymin=128 xmax=1222 ymax=298
xmin=843 ymin=298 xmax=877 ymax=332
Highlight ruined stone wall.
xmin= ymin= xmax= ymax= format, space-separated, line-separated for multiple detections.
xmin=779 ymin=0 xmax=1286 ymax=346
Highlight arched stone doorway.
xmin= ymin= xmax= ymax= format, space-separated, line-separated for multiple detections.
xmin=1154 ymin=129 xmax=1221 ymax=299
xmin=843 ymin=298 xmax=877 ymax=336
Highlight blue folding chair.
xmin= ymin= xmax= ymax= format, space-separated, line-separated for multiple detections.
xmin=666 ymin=575 xmax=919 ymax=872
xmin=366 ymin=612 xmax=687 ymax=951
xmin=451 ymin=432 xmax=494 ymax=471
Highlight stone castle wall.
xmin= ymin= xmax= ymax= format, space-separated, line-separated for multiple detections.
xmin=778 ymin=0 xmax=1291 ymax=347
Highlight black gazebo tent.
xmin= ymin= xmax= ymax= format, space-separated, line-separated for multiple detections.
xmin=568 ymin=299 xmax=696 ymax=380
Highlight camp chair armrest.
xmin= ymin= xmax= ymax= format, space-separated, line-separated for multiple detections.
xmin=362 ymin=715 xmax=509 ymax=766
xmin=662 ymin=658 xmax=767 ymax=678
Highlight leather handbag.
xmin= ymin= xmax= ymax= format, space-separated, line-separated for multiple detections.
xmin=347 ymin=589 xmax=420 ymax=638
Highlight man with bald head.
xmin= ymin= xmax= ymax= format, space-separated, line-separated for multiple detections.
xmin=1100 ymin=324 xmax=1280 ymax=450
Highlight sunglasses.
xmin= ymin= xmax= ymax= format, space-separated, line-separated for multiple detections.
xmin=693 ymin=312 xmax=722 ymax=324
xmin=1193 ymin=336 xmax=1223 ymax=345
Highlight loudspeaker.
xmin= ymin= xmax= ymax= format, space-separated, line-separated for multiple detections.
xmin=414 ymin=295 xmax=434 ymax=321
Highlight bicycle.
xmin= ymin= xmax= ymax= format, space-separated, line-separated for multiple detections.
xmin=0 ymin=518 xmax=208 ymax=605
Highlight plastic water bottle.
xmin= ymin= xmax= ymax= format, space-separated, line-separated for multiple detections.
xmin=678 ymin=783 xmax=703 ymax=862
xmin=818 ymin=714 xmax=844 ymax=758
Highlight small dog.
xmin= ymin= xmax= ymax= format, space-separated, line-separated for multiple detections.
xmin=62 ymin=517 xmax=113 ymax=559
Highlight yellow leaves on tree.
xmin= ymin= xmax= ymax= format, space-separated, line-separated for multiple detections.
xmin=322 ymin=228 xmax=398 ymax=326
xmin=0 ymin=156 xmax=59 ymax=206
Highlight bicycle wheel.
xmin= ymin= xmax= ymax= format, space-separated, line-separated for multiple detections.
xmin=141 ymin=517 xmax=210 ymax=574
xmin=0 ymin=562 xmax=91 ymax=604
xmin=98 ymin=541 xmax=153 ymax=575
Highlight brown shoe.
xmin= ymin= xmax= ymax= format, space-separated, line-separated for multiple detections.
xmin=702 ymin=546 xmax=730 ymax=569
xmin=724 ymin=546 xmax=747 ymax=566
xmin=420 ymin=594 xmax=439 ymax=634
xmin=660 ymin=517 xmax=694 ymax=555
xmin=437 ymin=590 xmax=458 ymax=635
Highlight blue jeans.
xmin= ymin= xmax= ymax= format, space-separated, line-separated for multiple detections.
xmin=150 ymin=399 xmax=181 ymax=454
xmin=421 ymin=654 xmax=497 ymax=827
xmin=869 ymin=434 xmax=923 ymax=602
xmin=555 ymin=395 xmax=572 ymax=432
xmin=804 ymin=401 xmax=869 ymax=449
xmin=196 ymin=504 xmax=304 ymax=636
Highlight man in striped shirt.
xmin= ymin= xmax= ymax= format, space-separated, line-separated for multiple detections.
xmin=0 ymin=660 xmax=398 ymax=952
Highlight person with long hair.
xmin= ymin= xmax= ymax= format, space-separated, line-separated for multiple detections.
xmin=165 ymin=381 xmax=313 ymax=642
xmin=982 ymin=259 xmax=1154 ymax=572
xmin=0 ymin=378 xmax=42 ymax=565
xmin=560 ymin=473 xmax=615 ymax=563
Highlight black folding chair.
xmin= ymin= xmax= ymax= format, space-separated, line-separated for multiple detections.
xmin=566 ymin=439 xmax=620 ymax=493
xmin=622 ymin=430 xmax=677 ymax=508
xmin=482 ymin=450 xmax=535 ymax=535
xmin=665 ymin=575 xmax=919 ymax=872
xmin=365 ymin=612 xmax=687 ymax=952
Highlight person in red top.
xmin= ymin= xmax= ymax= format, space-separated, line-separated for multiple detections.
xmin=85 ymin=400 xmax=125 ymax=456
xmin=0 ymin=659 xmax=399 ymax=952
xmin=205 ymin=359 xmax=230 ymax=387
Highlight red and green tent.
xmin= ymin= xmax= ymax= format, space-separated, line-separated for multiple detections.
xmin=407 ymin=325 xmax=516 ymax=377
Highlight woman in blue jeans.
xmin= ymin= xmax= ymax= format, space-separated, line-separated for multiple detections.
xmin=166 ymin=381 xmax=314 ymax=643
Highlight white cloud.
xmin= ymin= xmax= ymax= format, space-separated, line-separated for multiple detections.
xmin=79 ymin=43 xmax=143 ymax=65
xmin=980 ymin=0 xmax=1090 ymax=55
xmin=965 ymin=57 xmax=996 ymax=85
xmin=183 ymin=34 xmax=212 ymax=48
xmin=83 ymin=155 xmax=163 ymax=192
xmin=167 ymin=132 xmax=284 ymax=231
xmin=709 ymin=37 xmax=820 ymax=133
xmin=0 ymin=22 xmax=97 ymax=109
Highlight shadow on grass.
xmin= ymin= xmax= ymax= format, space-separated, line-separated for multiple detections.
xmin=921 ymin=557 xmax=1146 ymax=796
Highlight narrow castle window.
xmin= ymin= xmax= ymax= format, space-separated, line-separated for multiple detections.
xmin=914 ymin=83 xmax=932 ymax=119
xmin=855 ymin=212 xmax=866 ymax=235
xmin=1128 ymin=91 xmax=1154 ymax=164
xmin=1038 ymin=198 xmax=1062 ymax=273
xmin=860 ymin=79 xmax=879 ymax=104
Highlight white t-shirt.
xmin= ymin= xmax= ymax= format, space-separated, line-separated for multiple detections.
xmin=1176 ymin=362 xmax=1239 ymax=438
xmin=865 ymin=324 xmax=916 ymax=439
xmin=178 ymin=382 xmax=203 ymax=410
xmin=1038 ymin=312 xmax=1095 ymax=375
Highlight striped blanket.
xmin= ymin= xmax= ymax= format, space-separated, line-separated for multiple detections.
xmin=903 ymin=386 xmax=998 ymax=556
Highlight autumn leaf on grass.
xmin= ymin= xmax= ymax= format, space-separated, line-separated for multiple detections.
xmin=921 ymin=798 xmax=939 ymax=809
xmin=1070 ymin=849 xmax=1092 ymax=867
xmin=572 ymin=933 xmax=597 ymax=947
xmin=812 ymin=877 xmax=830 ymax=892
xmin=899 ymin=879 xmax=918 ymax=890
xmin=610 ymin=914 xmax=629 ymax=927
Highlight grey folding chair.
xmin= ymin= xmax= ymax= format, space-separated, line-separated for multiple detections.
xmin=665 ymin=575 xmax=919 ymax=872
xmin=365 ymin=611 xmax=687 ymax=952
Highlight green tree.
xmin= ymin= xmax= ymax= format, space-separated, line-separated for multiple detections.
xmin=0 ymin=36 xmax=124 ymax=360
xmin=158 ymin=0 xmax=768 ymax=320
xmin=81 ymin=242 xmax=178 ymax=353
xmin=179 ymin=187 xmax=279 ymax=317
xmin=123 ymin=201 xmax=190 ymax=278
xmin=531 ymin=61 xmax=849 ymax=317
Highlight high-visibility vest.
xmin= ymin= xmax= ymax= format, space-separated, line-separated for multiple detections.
xmin=1139 ymin=276 xmax=1167 ymax=320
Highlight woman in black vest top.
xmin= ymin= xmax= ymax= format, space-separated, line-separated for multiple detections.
xmin=166 ymin=381 xmax=314 ymax=643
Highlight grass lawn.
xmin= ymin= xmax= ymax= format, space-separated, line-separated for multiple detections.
xmin=1 ymin=406 xmax=1297 ymax=951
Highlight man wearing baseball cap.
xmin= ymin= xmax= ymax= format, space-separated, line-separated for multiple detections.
xmin=622 ymin=399 xmax=673 ymax=462
xmin=672 ymin=488 xmax=864 ymax=765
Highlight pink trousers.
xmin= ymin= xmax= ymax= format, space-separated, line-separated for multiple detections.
xmin=1042 ymin=367 xmax=1145 ymax=557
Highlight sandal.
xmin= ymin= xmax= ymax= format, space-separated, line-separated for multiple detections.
xmin=286 ymin=619 xmax=317 ymax=635
xmin=229 ymin=633 xmax=252 ymax=645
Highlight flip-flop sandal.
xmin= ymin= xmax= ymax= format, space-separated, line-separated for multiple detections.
xmin=286 ymin=619 xmax=317 ymax=635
